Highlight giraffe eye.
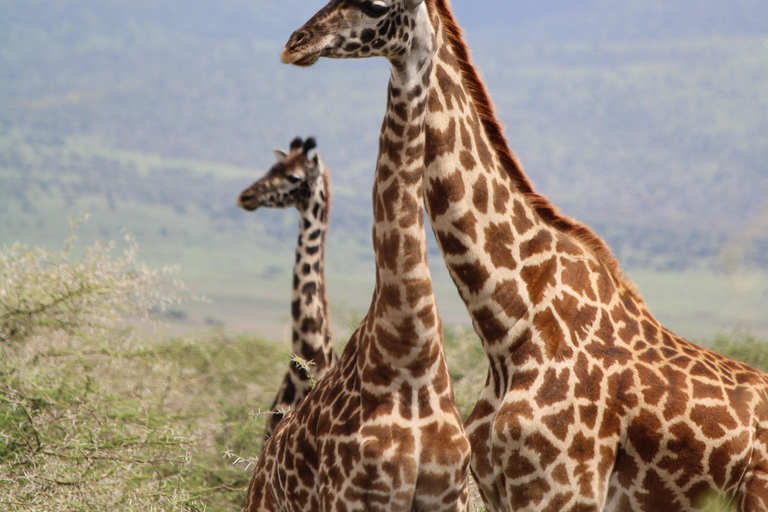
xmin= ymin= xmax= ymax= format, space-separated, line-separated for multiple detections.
xmin=360 ymin=1 xmax=388 ymax=18
xmin=287 ymin=175 xmax=302 ymax=184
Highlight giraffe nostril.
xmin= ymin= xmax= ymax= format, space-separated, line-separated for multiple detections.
xmin=292 ymin=31 xmax=308 ymax=47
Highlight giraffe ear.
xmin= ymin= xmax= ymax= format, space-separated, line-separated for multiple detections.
xmin=307 ymin=153 xmax=322 ymax=179
xmin=273 ymin=149 xmax=288 ymax=162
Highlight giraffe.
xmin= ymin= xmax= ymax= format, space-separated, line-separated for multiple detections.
xmin=237 ymin=136 xmax=339 ymax=441
xmin=282 ymin=1 xmax=768 ymax=510
xmin=244 ymin=1 xmax=471 ymax=510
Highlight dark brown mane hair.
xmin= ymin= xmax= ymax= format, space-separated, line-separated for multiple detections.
xmin=321 ymin=165 xmax=331 ymax=222
xmin=319 ymin=166 xmax=334 ymax=340
xmin=428 ymin=0 xmax=640 ymax=300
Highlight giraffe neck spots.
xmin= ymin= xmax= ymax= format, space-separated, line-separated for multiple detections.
xmin=418 ymin=9 xmax=768 ymax=512
xmin=367 ymin=33 xmax=442 ymax=364
xmin=291 ymin=175 xmax=332 ymax=361
xmin=419 ymin=15 xmax=641 ymax=351
xmin=423 ymin=6 xmax=639 ymax=319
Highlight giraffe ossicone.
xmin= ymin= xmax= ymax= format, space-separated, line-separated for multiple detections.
xmin=237 ymin=136 xmax=339 ymax=442
xmin=243 ymin=2 xmax=471 ymax=510
xmin=282 ymin=0 xmax=768 ymax=510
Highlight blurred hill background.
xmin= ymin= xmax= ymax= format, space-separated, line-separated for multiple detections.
xmin=1 ymin=0 xmax=767 ymax=339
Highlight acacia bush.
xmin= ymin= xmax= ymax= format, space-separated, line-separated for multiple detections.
xmin=0 ymin=216 xmax=190 ymax=343
xmin=0 ymin=222 xmax=284 ymax=511
xmin=0 ymin=220 xmax=204 ymax=510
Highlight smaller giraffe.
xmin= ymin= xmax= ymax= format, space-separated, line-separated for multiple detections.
xmin=237 ymin=136 xmax=339 ymax=441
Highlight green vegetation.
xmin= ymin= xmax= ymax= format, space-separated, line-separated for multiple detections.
xmin=707 ymin=330 xmax=768 ymax=373
xmin=443 ymin=326 xmax=488 ymax=421
xmin=0 ymin=229 xmax=286 ymax=510
xmin=1 ymin=225 xmax=767 ymax=510
xmin=0 ymin=327 xmax=291 ymax=510
xmin=0 ymin=214 xmax=191 ymax=341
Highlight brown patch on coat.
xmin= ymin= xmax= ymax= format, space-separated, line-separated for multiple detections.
xmin=520 ymin=255 xmax=558 ymax=306
xmin=561 ymin=257 xmax=597 ymax=302
xmin=472 ymin=174 xmax=489 ymax=214
xmin=492 ymin=279 xmax=527 ymax=321
xmin=484 ymin=222 xmax=516 ymax=271
xmin=534 ymin=368 xmax=571 ymax=408
xmin=451 ymin=260 xmax=491 ymax=295
xmin=534 ymin=307 xmax=571 ymax=360
xmin=453 ymin=210 xmax=478 ymax=242
xmin=424 ymin=117 xmax=456 ymax=168
xmin=520 ymin=229 xmax=553 ymax=260
xmin=552 ymin=292 xmax=598 ymax=345
xmin=426 ymin=166 xmax=464 ymax=217
xmin=542 ymin=404 xmax=575 ymax=441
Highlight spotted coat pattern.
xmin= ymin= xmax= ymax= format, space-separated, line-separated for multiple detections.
xmin=238 ymin=137 xmax=340 ymax=441
xmin=243 ymin=3 xmax=471 ymax=510
xmin=419 ymin=2 xmax=768 ymax=511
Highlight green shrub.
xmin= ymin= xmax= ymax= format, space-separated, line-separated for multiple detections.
xmin=0 ymin=347 xmax=200 ymax=511
xmin=0 ymin=215 xmax=191 ymax=343
xmin=0 ymin=221 xmax=283 ymax=511
xmin=0 ymin=326 xmax=289 ymax=511
xmin=707 ymin=330 xmax=768 ymax=372
xmin=0 ymin=220 xmax=205 ymax=510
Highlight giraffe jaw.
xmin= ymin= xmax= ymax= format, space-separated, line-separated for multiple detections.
xmin=282 ymin=49 xmax=321 ymax=67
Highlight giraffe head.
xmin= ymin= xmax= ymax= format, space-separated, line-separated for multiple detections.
xmin=237 ymin=137 xmax=322 ymax=211
xmin=282 ymin=0 xmax=427 ymax=67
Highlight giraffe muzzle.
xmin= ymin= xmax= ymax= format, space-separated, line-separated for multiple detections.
xmin=237 ymin=193 xmax=260 ymax=211
xmin=282 ymin=30 xmax=313 ymax=65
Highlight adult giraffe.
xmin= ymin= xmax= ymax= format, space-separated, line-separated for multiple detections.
xmin=282 ymin=0 xmax=768 ymax=510
xmin=237 ymin=136 xmax=339 ymax=441
xmin=244 ymin=1 xmax=471 ymax=510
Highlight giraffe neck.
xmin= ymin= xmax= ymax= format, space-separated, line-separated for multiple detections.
xmin=291 ymin=172 xmax=334 ymax=372
xmin=423 ymin=3 xmax=637 ymax=351
xmin=364 ymin=3 xmax=439 ymax=376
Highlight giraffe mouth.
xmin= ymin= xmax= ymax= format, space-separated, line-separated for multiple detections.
xmin=281 ymin=48 xmax=321 ymax=67
xmin=293 ymin=53 xmax=321 ymax=67
xmin=236 ymin=195 xmax=260 ymax=211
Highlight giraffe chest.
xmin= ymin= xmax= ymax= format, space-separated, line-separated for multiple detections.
xmin=249 ymin=357 xmax=471 ymax=512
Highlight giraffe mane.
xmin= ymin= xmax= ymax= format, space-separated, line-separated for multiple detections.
xmin=320 ymin=168 xmax=334 ymax=341
xmin=428 ymin=0 xmax=641 ymax=302
xmin=321 ymin=164 xmax=331 ymax=222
